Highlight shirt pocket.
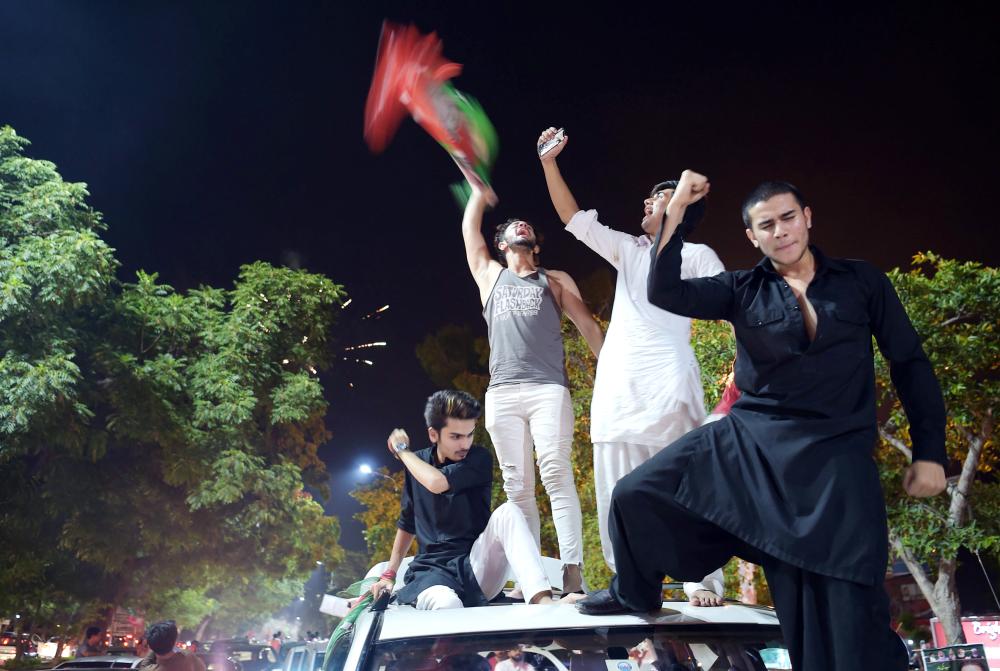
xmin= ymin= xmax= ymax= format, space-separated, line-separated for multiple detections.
xmin=830 ymin=307 xmax=872 ymax=356
xmin=746 ymin=309 xmax=785 ymax=328
xmin=740 ymin=308 xmax=789 ymax=362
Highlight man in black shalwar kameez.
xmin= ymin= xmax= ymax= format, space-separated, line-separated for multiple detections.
xmin=577 ymin=174 xmax=947 ymax=670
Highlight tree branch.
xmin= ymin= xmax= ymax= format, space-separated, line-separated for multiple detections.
xmin=891 ymin=533 xmax=936 ymax=601
xmin=938 ymin=314 xmax=980 ymax=328
xmin=948 ymin=428 xmax=984 ymax=526
xmin=879 ymin=425 xmax=913 ymax=461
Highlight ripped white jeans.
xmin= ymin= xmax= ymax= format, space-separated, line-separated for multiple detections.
xmin=485 ymin=382 xmax=583 ymax=564
xmin=415 ymin=502 xmax=552 ymax=609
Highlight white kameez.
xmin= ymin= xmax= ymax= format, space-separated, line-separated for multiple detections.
xmin=566 ymin=210 xmax=725 ymax=446
xmin=567 ymin=210 xmax=725 ymax=594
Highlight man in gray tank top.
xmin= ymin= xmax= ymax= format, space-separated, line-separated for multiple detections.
xmin=462 ymin=184 xmax=604 ymax=593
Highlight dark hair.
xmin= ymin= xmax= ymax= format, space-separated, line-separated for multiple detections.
xmin=424 ymin=390 xmax=482 ymax=431
xmin=650 ymin=181 xmax=706 ymax=238
xmin=146 ymin=621 xmax=178 ymax=656
xmin=84 ymin=626 xmax=101 ymax=639
xmin=493 ymin=218 xmax=541 ymax=266
xmin=741 ymin=180 xmax=806 ymax=228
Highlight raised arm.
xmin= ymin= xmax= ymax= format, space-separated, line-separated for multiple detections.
xmin=387 ymin=428 xmax=449 ymax=494
xmin=647 ymin=170 xmax=735 ymax=320
xmin=548 ymin=270 xmax=604 ymax=358
xmin=654 ymin=170 xmax=710 ymax=255
xmin=462 ymin=188 xmax=503 ymax=304
xmin=537 ymin=127 xmax=580 ymax=224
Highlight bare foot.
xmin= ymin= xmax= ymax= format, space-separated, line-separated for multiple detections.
xmin=557 ymin=593 xmax=587 ymax=605
xmin=529 ymin=590 xmax=554 ymax=604
xmin=689 ymin=590 xmax=724 ymax=607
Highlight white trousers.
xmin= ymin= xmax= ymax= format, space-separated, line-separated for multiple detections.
xmin=485 ymin=383 xmax=583 ymax=564
xmin=594 ymin=435 xmax=723 ymax=599
xmin=415 ymin=502 xmax=552 ymax=609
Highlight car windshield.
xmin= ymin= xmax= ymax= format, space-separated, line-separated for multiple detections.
xmin=364 ymin=626 xmax=790 ymax=671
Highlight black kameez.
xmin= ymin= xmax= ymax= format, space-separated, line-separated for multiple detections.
xmin=607 ymin=231 xmax=946 ymax=668
xmin=394 ymin=444 xmax=494 ymax=607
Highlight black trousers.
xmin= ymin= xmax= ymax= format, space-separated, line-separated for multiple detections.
xmin=607 ymin=445 xmax=907 ymax=671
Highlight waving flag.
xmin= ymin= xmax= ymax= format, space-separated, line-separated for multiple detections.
xmin=363 ymin=21 xmax=499 ymax=205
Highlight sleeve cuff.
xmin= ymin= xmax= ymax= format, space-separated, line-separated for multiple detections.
xmin=565 ymin=209 xmax=597 ymax=238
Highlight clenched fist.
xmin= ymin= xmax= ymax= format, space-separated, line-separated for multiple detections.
xmin=537 ymin=127 xmax=568 ymax=162
xmin=903 ymin=460 xmax=946 ymax=497
xmin=671 ymin=169 xmax=710 ymax=208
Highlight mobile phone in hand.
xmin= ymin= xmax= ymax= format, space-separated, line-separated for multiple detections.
xmin=538 ymin=128 xmax=565 ymax=157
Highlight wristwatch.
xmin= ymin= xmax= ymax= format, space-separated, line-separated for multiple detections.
xmin=391 ymin=441 xmax=409 ymax=456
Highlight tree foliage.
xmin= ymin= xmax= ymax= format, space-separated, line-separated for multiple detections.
xmin=0 ymin=126 xmax=346 ymax=640
xmin=876 ymin=253 xmax=998 ymax=643
xmin=351 ymin=469 xmax=412 ymax=561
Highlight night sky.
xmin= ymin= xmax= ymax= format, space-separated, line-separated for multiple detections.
xmin=3 ymin=2 xmax=997 ymax=552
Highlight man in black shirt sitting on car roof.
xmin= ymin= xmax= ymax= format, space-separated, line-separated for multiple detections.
xmin=370 ymin=390 xmax=582 ymax=609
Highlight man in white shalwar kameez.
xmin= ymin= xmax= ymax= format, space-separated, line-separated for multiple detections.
xmin=537 ymin=127 xmax=726 ymax=605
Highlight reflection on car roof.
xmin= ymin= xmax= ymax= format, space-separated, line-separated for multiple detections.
xmin=54 ymin=656 xmax=145 ymax=669
xmin=377 ymin=601 xmax=779 ymax=641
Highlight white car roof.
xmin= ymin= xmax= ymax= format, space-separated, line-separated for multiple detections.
xmin=377 ymin=601 xmax=779 ymax=641
xmin=55 ymin=656 xmax=144 ymax=668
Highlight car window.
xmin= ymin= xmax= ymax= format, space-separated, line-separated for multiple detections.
xmin=365 ymin=627 xmax=790 ymax=671
xmin=325 ymin=637 xmax=352 ymax=671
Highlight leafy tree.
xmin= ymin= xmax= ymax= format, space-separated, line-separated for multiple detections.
xmin=0 ymin=126 xmax=346 ymax=638
xmin=876 ymin=253 xmax=998 ymax=644
xmin=351 ymin=469 xmax=411 ymax=560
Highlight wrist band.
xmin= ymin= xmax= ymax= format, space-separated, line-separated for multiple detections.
xmin=380 ymin=569 xmax=397 ymax=581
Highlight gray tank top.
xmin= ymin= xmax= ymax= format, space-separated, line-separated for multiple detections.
xmin=483 ymin=268 xmax=569 ymax=389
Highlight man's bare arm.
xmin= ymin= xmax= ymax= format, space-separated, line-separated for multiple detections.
xmin=369 ymin=527 xmax=416 ymax=598
xmin=387 ymin=429 xmax=449 ymax=494
xmin=462 ymin=189 xmax=502 ymax=303
xmin=537 ymin=127 xmax=580 ymax=224
xmin=549 ymin=270 xmax=604 ymax=357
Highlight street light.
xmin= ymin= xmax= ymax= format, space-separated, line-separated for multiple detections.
xmin=358 ymin=464 xmax=394 ymax=482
